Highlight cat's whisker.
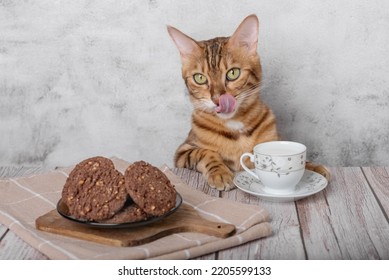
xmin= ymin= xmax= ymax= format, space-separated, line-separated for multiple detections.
xmin=236 ymin=84 xmax=261 ymax=101
xmin=238 ymin=83 xmax=261 ymax=95
xmin=192 ymin=100 xmax=213 ymax=113
xmin=237 ymin=89 xmax=256 ymax=99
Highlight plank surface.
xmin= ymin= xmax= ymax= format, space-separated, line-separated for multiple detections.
xmin=314 ymin=167 xmax=389 ymax=259
xmin=296 ymin=189 xmax=343 ymax=259
xmin=220 ymin=189 xmax=306 ymax=259
xmin=172 ymin=168 xmax=220 ymax=197
xmin=0 ymin=166 xmax=44 ymax=178
xmin=362 ymin=167 xmax=389 ymax=219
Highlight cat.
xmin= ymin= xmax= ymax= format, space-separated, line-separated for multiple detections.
xmin=167 ymin=14 xmax=330 ymax=191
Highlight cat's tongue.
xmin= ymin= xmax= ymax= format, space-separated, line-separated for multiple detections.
xmin=215 ymin=94 xmax=236 ymax=114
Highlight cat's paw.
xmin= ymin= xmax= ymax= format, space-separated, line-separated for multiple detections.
xmin=206 ymin=166 xmax=235 ymax=191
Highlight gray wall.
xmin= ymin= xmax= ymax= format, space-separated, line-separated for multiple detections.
xmin=1 ymin=0 xmax=388 ymax=169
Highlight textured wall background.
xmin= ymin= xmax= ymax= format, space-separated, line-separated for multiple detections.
xmin=1 ymin=0 xmax=388 ymax=169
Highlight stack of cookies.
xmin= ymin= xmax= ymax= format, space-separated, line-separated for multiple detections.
xmin=61 ymin=157 xmax=177 ymax=223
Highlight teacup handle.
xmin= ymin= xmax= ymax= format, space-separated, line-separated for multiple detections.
xmin=240 ymin=153 xmax=259 ymax=180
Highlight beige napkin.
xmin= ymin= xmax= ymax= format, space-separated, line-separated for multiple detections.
xmin=0 ymin=157 xmax=271 ymax=259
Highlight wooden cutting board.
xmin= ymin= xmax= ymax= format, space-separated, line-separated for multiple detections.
xmin=35 ymin=204 xmax=235 ymax=247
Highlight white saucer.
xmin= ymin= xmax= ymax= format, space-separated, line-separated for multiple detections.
xmin=233 ymin=169 xmax=328 ymax=202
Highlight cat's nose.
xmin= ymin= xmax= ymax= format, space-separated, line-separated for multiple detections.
xmin=212 ymin=92 xmax=225 ymax=105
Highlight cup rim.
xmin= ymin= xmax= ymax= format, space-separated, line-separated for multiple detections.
xmin=254 ymin=141 xmax=306 ymax=156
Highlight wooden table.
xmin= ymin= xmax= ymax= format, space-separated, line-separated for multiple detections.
xmin=1 ymin=166 xmax=389 ymax=260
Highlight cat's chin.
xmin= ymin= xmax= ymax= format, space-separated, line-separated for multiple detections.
xmin=215 ymin=110 xmax=236 ymax=120
xmin=194 ymin=108 xmax=236 ymax=119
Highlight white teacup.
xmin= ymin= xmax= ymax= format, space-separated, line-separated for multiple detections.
xmin=240 ymin=141 xmax=306 ymax=194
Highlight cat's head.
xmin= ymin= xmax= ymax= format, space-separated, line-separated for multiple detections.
xmin=167 ymin=15 xmax=262 ymax=119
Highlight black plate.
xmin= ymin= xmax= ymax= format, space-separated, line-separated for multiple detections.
xmin=56 ymin=192 xmax=183 ymax=228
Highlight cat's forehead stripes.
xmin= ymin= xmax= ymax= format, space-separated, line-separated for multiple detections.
xmin=207 ymin=41 xmax=221 ymax=69
xmin=201 ymin=37 xmax=228 ymax=71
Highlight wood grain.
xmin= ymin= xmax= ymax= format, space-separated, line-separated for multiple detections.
xmin=313 ymin=167 xmax=389 ymax=259
xmin=36 ymin=204 xmax=235 ymax=247
xmin=172 ymin=168 xmax=220 ymax=197
xmin=220 ymin=189 xmax=306 ymax=259
xmin=0 ymin=166 xmax=44 ymax=178
xmin=296 ymin=190 xmax=343 ymax=259
xmin=362 ymin=167 xmax=389 ymax=219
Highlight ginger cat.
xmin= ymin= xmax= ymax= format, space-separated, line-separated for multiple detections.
xmin=167 ymin=15 xmax=329 ymax=191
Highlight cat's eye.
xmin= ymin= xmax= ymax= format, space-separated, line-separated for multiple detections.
xmin=226 ymin=68 xmax=241 ymax=81
xmin=193 ymin=73 xmax=208 ymax=85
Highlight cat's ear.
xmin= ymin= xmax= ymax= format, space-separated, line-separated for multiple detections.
xmin=167 ymin=26 xmax=201 ymax=60
xmin=228 ymin=14 xmax=259 ymax=55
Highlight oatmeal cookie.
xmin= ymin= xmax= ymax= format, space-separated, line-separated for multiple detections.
xmin=62 ymin=157 xmax=128 ymax=221
xmin=124 ymin=161 xmax=176 ymax=216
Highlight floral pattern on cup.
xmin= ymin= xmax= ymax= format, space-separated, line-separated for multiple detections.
xmin=255 ymin=153 xmax=306 ymax=178
xmin=240 ymin=141 xmax=307 ymax=188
